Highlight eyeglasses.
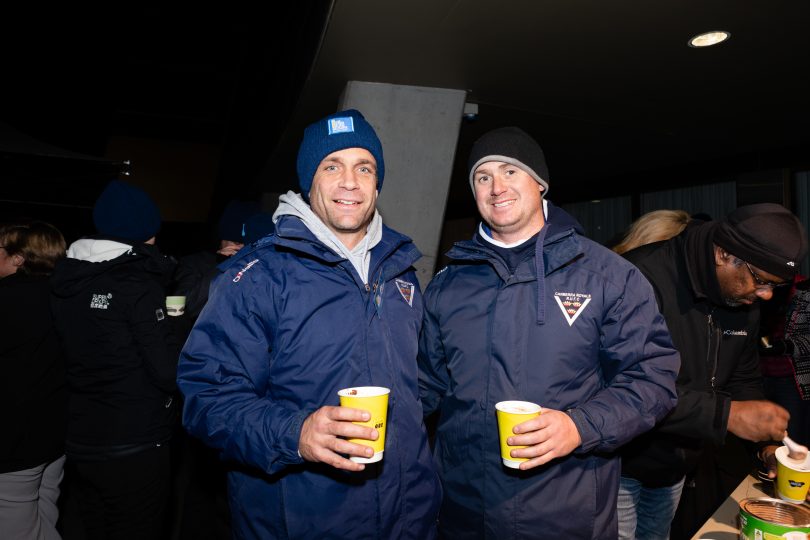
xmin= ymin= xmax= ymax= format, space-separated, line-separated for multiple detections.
xmin=743 ymin=261 xmax=790 ymax=290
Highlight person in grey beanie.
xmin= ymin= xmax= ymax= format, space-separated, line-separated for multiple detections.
xmin=177 ymin=109 xmax=440 ymax=539
xmin=418 ymin=126 xmax=679 ymax=539
xmin=618 ymin=203 xmax=807 ymax=539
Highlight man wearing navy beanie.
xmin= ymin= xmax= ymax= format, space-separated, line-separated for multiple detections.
xmin=178 ymin=109 xmax=441 ymax=539
xmin=51 ymin=179 xmax=182 ymax=538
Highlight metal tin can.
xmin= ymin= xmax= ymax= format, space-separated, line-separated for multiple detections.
xmin=739 ymin=498 xmax=810 ymax=539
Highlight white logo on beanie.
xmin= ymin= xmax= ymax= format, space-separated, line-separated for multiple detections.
xmin=328 ymin=117 xmax=355 ymax=135
xmin=788 ymin=261 xmax=796 ymax=266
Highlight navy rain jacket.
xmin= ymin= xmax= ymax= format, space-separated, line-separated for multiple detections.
xmin=178 ymin=216 xmax=441 ymax=540
xmin=418 ymin=203 xmax=679 ymax=539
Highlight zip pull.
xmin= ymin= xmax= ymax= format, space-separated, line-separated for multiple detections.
xmin=365 ymin=283 xmax=370 ymax=292
xmin=706 ymin=309 xmax=719 ymax=391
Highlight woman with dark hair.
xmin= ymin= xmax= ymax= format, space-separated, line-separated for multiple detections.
xmin=0 ymin=221 xmax=68 ymax=540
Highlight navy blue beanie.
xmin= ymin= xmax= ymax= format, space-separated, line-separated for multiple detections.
xmin=218 ymin=200 xmax=261 ymax=242
xmin=243 ymin=212 xmax=275 ymax=244
xmin=296 ymin=109 xmax=385 ymax=199
xmin=93 ymin=180 xmax=161 ymax=242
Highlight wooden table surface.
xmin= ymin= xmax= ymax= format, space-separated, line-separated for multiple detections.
xmin=691 ymin=474 xmax=773 ymax=539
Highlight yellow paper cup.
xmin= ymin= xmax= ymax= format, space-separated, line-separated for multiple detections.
xmin=166 ymin=296 xmax=186 ymax=316
xmin=338 ymin=386 xmax=390 ymax=463
xmin=495 ymin=400 xmax=542 ymax=469
xmin=775 ymin=446 xmax=810 ymax=503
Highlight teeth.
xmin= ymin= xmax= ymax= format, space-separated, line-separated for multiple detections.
xmin=336 ymin=200 xmax=359 ymax=205
xmin=494 ymin=200 xmax=514 ymax=208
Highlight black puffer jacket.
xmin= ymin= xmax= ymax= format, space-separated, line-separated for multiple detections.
xmin=620 ymin=222 xmax=764 ymax=487
xmin=0 ymin=272 xmax=67 ymax=473
xmin=51 ymin=238 xmax=184 ymax=458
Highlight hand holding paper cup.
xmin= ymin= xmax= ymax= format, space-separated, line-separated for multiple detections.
xmin=496 ymin=400 xmax=542 ymax=469
xmin=338 ymin=386 xmax=390 ymax=463
xmin=166 ymin=296 xmax=186 ymax=316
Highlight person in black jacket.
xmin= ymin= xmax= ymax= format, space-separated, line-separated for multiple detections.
xmin=617 ymin=203 xmax=808 ymax=540
xmin=0 ymin=221 xmax=67 ymax=540
xmin=51 ymin=180 xmax=185 ymax=539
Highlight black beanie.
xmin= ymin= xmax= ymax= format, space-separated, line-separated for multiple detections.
xmin=713 ymin=203 xmax=808 ymax=280
xmin=468 ymin=127 xmax=549 ymax=194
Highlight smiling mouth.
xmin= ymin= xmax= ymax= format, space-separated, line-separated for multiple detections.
xmin=493 ymin=200 xmax=515 ymax=208
xmin=335 ymin=199 xmax=361 ymax=206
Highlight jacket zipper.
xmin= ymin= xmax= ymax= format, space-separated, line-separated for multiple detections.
xmin=706 ymin=310 xmax=720 ymax=390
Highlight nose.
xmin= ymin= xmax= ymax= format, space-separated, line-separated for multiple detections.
xmin=490 ymin=175 xmax=507 ymax=195
xmin=755 ymin=287 xmax=774 ymax=301
xmin=338 ymin=169 xmax=360 ymax=190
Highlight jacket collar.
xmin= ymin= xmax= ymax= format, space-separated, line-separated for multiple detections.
xmin=238 ymin=215 xmax=421 ymax=284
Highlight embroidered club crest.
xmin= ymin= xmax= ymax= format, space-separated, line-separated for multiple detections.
xmin=395 ymin=279 xmax=415 ymax=307
xmin=553 ymin=291 xmax=591 ymax=326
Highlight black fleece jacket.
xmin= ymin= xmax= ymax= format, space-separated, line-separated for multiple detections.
xmin=620 ymin=222 xmax=764 ymax=487
xmin=0 ymin=272 xmax=67 ymax=473
xmin=51 ymin=240 xmax=184 ymax=458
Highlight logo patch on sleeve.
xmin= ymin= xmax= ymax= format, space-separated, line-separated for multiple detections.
xmin=327 ymin=116 xmax=355 ymax=135
xmin=553 ymin=292 xmax=591 ymax=326
xmin=155 ymin=308 xmax=165 ymax=321
xmin=395 ymin=278 xmax=415 ymax=307
xmin=233 ymin=259 xmax=260 ymax=283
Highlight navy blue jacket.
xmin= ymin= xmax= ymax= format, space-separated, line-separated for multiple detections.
xmin=418 ymin=205 xmax=679 ymax=539
xmin=178 ymin=216 xmax=441 ymax=540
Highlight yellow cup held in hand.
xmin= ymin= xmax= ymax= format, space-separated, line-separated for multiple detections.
xmin=496 ymin=400 xmax=542 ymax=469
xmin=775 ymin=445 xmax=810 ymax=503
xmin=338 ymin=386 xmax=390 ymax=463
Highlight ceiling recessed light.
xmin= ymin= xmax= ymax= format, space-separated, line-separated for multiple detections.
xmin=688 ymin=30 xmax=730 ymax=48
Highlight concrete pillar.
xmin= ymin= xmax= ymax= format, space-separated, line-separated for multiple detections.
xmin=338 ymin=81 xmax=466 ymax=288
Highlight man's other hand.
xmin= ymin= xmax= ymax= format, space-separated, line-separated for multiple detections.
xmin=728 ymin=400 xmax=789 ymax=442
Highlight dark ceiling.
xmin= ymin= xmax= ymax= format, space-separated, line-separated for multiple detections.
xmin=3 ymin=2 xmax=809 ymax=223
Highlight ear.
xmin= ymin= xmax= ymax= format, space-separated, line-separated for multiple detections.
xmin=714 ymin=245 xmax=730 ymax=266
xmin=11 ymin=253 xmax=24 ymax=268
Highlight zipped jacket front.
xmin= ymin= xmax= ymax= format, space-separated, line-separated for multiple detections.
xmin=419 ymin=205 xmax=679 ymax=539
xmin=621 ymin=223 xmax=763 ymax=487
xmin=178 ymin=216 xmax=441 ymax=540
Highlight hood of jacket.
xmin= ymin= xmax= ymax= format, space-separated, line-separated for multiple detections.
xmin=52 ymin=238 xmax=175 ymax=298
xmin=272 ymin=191 xmax=382 ymax=284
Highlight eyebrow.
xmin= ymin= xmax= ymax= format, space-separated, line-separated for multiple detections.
xmin=321 ymin=157 xmax=376 ymax=168
xmin=475 ymin=163 xmax=513 ymax=176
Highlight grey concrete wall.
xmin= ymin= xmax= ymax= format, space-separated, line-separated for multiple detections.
xmin=338 ymin=81 xmax=466 ymax=288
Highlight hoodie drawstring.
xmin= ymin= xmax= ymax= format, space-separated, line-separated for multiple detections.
xmin=534 ymin=226 xmax=548 ymax=325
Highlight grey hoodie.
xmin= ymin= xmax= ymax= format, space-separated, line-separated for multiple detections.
xmin=272 ymin=191 xmax=382 ymax=284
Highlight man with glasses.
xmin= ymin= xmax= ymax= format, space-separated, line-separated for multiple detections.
xmin=617 ymin=203 xmax=808 ymax=539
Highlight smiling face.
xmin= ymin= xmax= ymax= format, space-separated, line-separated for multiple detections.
xmin=308 ymin=147 xmax=378 ymax=249
xmin=473 ymin=161 xmax=545 ymax=243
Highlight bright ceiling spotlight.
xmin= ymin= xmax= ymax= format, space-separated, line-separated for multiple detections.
xmin=688 ymin=30 xmax=730 ymax=48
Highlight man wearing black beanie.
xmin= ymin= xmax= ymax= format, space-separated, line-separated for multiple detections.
xmin=418 ymin=127 xmax=680 ymax=539
xmin=618 ymin=203 xmax=807 ymax=539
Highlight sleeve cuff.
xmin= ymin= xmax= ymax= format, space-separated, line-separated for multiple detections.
xmin=566 ymin=408 xmax=598 ymax=453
